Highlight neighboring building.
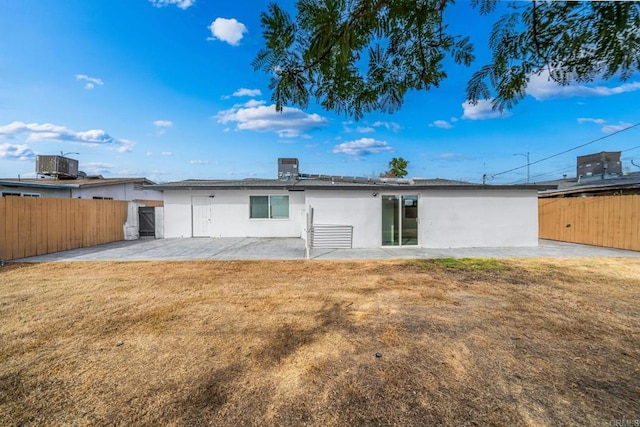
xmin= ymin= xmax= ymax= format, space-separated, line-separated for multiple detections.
xmin=576 ymin=151 xmax=622 ymax=179
xmin=153 ymin=160 xmax=552 ymax=249
xmin=1 ymin=154 xmax=163 ymax=203
xmin=538 ymin=171 xmax=640 ymax=198
xmin=0 ymin=177 xmax=163 ymax=203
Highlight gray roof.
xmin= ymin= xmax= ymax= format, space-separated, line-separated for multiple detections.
xmin=538 ymin=172 xmax=640 ymax=197
xmin=152 ymin=177 xmax=554 ymax=191
xmin=0 ymin=177 xmax=156 ymax=190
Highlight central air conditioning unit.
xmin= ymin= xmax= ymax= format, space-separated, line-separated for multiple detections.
xmin=36 ymin=155 xmax=79 ymax=179
xmin=278 ymin=157 xmax=299 ymax=179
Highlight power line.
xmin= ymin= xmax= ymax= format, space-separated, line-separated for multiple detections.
xmin=622 ymin=143 xmax=640 ymax=153
xmin=534 ymin=167 xmax=574 ymax=179
xmin=505 ymin=137 xmax=640 ymax=183
xmin=507 ymin=166 xmax=572 ymax=184
xmin=490 ymin=121 xmax=640 ymax=179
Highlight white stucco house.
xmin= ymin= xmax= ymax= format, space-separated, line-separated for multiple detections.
xmin=154 ymin=163 xmax=552 ymax=248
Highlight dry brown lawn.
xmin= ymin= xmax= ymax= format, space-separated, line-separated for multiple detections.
xmin=1 ymin=258 xmax=639 ymax=426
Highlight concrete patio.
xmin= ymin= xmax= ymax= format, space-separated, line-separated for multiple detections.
xmin=11 ymin=237 xmax=640 ymax=262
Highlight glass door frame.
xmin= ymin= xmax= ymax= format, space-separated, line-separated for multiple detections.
xmin=381 ymin=194 xmax=419 ymax=247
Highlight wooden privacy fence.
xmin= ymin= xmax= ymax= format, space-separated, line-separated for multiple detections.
xmin=0 ymin=197 xmax=129 ymax=261
xmin=539 ymin=195 xmax=640 ymax=251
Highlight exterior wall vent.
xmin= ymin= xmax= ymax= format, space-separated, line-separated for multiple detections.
xmin=36 ymin=155 xmax=79 ymax=179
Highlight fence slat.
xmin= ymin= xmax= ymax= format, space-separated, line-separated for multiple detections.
xmin=539 ymin=195 xmax=639 ymax=251
xmin=0 ymin=199 xmax=7 ymax=260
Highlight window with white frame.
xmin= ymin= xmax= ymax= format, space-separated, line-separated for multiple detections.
xmin=249 ymin=195 xmax=289 ymax=219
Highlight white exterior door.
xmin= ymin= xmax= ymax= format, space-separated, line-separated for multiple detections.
xmin=192 ymin=197 xmax=212 ymax=237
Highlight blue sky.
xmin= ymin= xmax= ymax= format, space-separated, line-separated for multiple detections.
xmin=1 ymin=0 xmax=639 ymax=184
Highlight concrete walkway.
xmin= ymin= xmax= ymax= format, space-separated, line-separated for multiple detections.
xmin=12 ymin=238 xmax=640 ymax=262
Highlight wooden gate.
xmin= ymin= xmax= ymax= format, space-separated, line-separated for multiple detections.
xmin=138 ymin=207 xmax=156 ymax=237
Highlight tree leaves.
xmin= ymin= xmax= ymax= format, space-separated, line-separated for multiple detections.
xmin=385 ymin=157 xmax=409 ymax=178
xmin=468 ymin=1 xmax=640 ymax=111
xmin=254 ymin=0 xmax=640 ymax=119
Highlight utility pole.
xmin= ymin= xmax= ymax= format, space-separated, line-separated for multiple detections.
xmin=514 ymin=152 xmax=530 ymax=184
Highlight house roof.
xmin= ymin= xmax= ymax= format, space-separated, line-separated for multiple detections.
xmin=152 ymin=176 xmax=554 ymax=191
xmin=538 ymin=172 xmax=640 ymax=197
xmin=0 ymin=177 xmax=156 ymax=190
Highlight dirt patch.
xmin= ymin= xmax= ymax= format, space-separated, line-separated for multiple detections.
xmin=1 ymin=259 xmax=639 ymax=425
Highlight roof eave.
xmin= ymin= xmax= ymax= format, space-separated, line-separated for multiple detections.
xmin=152 ymin=183 xmax=555 ymax=191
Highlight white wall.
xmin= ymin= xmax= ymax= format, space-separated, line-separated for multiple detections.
xmin=154 ymin=207 xmax=164 ymax=239
xmin=163 ymin=191 xmax=193 ymax=238
xmin=420 ymin=189 xmax=538 ymax=247
xmin=306 ymin=190 xmax=381 ymax=248
xmin=123 ymin=202 xmax=139 ymax=240
xmin=307 ymin=189 xmax=538 ymax=248
xmin=163 ymin=189 xmax=305 ymax=238
xmin=163 ymin=188 xmax=539 ymax=248
xmin=73 ymin=183 xmax=163 ymax=201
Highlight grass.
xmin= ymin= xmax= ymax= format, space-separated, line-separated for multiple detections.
xmin=1 ymin=258 xmax=639 ymax=426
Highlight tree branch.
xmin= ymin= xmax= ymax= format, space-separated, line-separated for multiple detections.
xmin=298 ymin=0 xmax=390 ymax=74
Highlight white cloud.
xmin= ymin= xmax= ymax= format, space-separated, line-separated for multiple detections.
xmin=461 ymin=99 xmax=512 ymax=120
xmin=602 ymin=122 xmax=633 ymax=134
xmin=577 ymin=117 xmax=633 ymax=134
xmin=0 ymin=143 xmax=35 ymax=160
xmin=75 ymin=74 xmax=104 ymax=90
xmin=161 ymin=151 xmax=173 ymax=156
xmin=332 ymin=138 xmax=394 ymax=157
xmin=372 ymin=121 xmax=402 ymax=132
xmin=357 ymin=126 xmax=375 ymax=133
xmin=153 ymin=120 xmax=173 ymax=128
xmin=243 ymin=99 xmax=266 ymax=108
xmin=81 ymin=162 xmax=115 ymax=175
xmin=190 ymin=160 xmax=210 ymax=165
xmin=113 ymin=139 xmax=134 ymax=153
xmin=0 ymin=121 xmax=134 ymax=152
xmin=437 ymin=152 xmax=468 ymax=160
xmin=429 ymin=120 xmax=453 ymax=129
xmin=153 ymin=120 xmax=173 ymax=136
xmin=149 ymin=0 xmax=194 ymax=9
xmin=577 ymin=117 xmax=606 ymax=125
xmin=208 ymin=18 xmax=247 ymax=46
xmin=527 ymin=71 xmax=640 ymax=100
xmin=215 ymin=104 xmax=327 ymax=138
xmin=233 ymin=88 xmax=262 ymax=97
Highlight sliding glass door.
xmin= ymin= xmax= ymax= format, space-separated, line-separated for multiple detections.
xmin=381 ymin=195 xmax=418 ymax=246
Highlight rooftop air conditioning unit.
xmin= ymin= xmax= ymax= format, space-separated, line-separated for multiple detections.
xmin=36 ymin=155 xmax=79 ymax=179
xmin=278 ymin=157 xmax=299 ymax=179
